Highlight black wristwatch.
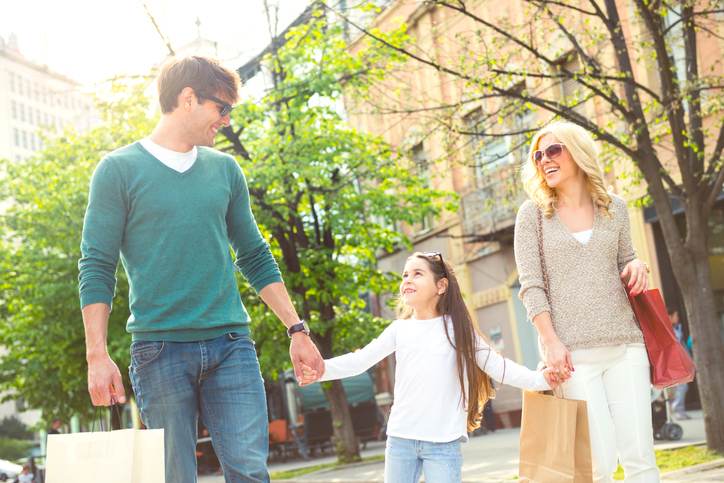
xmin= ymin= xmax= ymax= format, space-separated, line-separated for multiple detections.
xmin=287 ymin=320 xmax=310 ymax=338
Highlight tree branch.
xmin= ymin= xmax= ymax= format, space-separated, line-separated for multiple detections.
xmin=682 ymin=2 xmax=705 ymax=177
xmin=633 ymin=0 xmax=694 ymax=192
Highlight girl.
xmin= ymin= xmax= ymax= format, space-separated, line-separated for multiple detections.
xmin=514 ymin=121 xmax=658 ymax=482
xmin=300 ymin=251 xmax=560 ymax=483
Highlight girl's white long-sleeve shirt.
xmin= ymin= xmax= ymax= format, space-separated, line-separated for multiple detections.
xmin=319 ymin=316 xmax=549 ymax=443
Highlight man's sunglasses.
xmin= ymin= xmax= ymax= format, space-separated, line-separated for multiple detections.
xmin=420 ymin=251 xmax=448 ymax=279
xmin=533 ymin=143 xmax=566 ymax=165
xmin=200 ymin=94 xmax=233 ymax=117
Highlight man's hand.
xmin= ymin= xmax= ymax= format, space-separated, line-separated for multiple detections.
xmin=289 ymin=333 xmax=324 ymax=385
xmin=87 ymin=353 xmax=126 ymax=406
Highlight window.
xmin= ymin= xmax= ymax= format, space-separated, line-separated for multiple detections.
xmin=556 ymin=53 xmax=585 ymax=114
xmin=664 ymin=7 xmax=687 ymax=109
xmin=28 ymin=108 xmax=34 ymax=125
xmin=465 ymin=108 xmax=512 ymax=187
xmin=474 ymin=138 xmax=510 ymax=187
xmin=11 ymin=100 xmax=17 ymax=119
xmin=21 ymin=131 xmax=28 ymax=149
xmin=512 ymin=109 xmax=535 ymax=165
xmin=18 ymin=76 xmax=23 ymax=95
xmin=19 ymin=103 xmax=25 ymax=122
xmin=412 ymin=142 xmax=433 ymax=232
xmin=9 ymin=72 xmax=15 ymax=92
xmin=13 ymin=128 xmax=20 ymax=146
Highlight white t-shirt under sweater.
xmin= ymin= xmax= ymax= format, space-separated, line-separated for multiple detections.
xmin=140 ymin=137 xmax=197 ymax=173
xmin=320 ymin=316 xmax=549 ymax=443
xmin=572 ymin=229 xmax=593 ymax=244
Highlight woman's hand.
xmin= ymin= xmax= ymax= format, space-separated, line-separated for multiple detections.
xmin=542 ymin=367 xmax=568 ymax=389
xmin=541 ymin=337 xmax=574 ymax=380
xmin=621 ymin=259 xmax=649 ymax=296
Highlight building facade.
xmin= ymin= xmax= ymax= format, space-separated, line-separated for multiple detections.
xmin=344 ymin=0 xmax=722 ymax=425
xmin=0 ymin=34 xmax=95 ymax=163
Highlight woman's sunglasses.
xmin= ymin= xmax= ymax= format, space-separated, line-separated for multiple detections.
xmin=533 ymin=143 xmax=565 ymax=165
xmin=420 ymin=251 xmax=448 ymax=279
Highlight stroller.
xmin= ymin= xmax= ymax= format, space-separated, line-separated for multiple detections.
xmin=651 ymin=388 xmax=683 ymax=441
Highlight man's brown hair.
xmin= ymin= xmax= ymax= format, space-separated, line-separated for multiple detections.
xmin=157 ymin=56 xmax=240 ymax=113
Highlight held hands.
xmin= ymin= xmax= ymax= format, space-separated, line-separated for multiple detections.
xmin=541 ymin=336 xmax=574 ymax=385
xmin=298 ymin=362 xmax=324 ymax=386
xmin=289 ymin=332 xmax=324 ymax=386
xmin=541 ymin=367 xmax=568 ymax=389
xmin=87 ymin=353 xmax=126 ymax=406
xmin=621 ymin=258 xmax=649 ymax=296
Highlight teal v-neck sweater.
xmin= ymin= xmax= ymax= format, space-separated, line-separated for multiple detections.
xmin=78 ymin=142 xmax=282 ymax=341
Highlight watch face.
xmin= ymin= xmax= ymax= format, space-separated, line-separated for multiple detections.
xmin=288 ymin=321 xmax=310 ymax=336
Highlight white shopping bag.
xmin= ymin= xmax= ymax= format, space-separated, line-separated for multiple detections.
xmin=46 ymin=428 xmax=164 ymax=483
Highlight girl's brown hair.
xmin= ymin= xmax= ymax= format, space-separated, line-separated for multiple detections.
xmin=397 ymin=252 xmax=496 ymax=431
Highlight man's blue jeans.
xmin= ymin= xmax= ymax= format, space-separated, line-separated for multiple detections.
xmin=129 ymin=332 xmax=269 ymax=483
xmin=384 ymin=435 xmax=463 ymax=482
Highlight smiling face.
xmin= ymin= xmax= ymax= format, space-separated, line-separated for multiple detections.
xmin=399 ymin=256 xmax=446 ymax=317
xmin=536 ymin=133 xmax=581 ymax=190
xmin=189 ymin=91 xmax=232 ymax=147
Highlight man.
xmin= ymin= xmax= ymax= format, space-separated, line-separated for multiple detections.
xmin=47 ymin=419 xmax=62 ymax=435
xmin=78 ymin=56 xmax=323 ymax=482
xmin=668 ymin=306 xmax=691 ymax=420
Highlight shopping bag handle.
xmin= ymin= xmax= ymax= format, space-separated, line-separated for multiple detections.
xmin=552 ymin=386 xmax=567 ymax=399
xmin=91 ymin=398 xmax=124 ymax=432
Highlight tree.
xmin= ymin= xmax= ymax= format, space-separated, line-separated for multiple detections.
xmin=219 ymin=5 xmax=451 ymax=461
xmin=325 ymin=0 xmax=724 ymax=449
xmin=0 ymin=82 xmax=155 ymax=423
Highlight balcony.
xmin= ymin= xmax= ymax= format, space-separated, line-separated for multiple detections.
xmin=461 ymin=163 xmax=527 ymax=238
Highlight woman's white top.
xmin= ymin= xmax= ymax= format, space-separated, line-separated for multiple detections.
xmin=320 ymin=316 xmax=549 ymax=442
xmin=140 ymin=137 xmax=197 ymax=173
xmin=571 ymin=229 xmax=593 ymax=244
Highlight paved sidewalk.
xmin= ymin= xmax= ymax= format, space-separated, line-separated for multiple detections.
xmin=199 ymin=410 xmax=708 ymax=482
xmin=661 ymin=459 xmax=724 ymax=482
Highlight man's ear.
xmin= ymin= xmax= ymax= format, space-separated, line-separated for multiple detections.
xmin=178 ymin=87 xmax=195 ymax=111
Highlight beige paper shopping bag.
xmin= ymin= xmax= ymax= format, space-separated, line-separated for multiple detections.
xmin=518 ymin=391 xmax=592 ymax=483
xmin=46 ymin=428 xmax=164 ymax=483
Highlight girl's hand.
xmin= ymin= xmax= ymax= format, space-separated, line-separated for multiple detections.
xmin=621 ymin=259 xmax=649 ymax=296
xmin=542 ymin=367 xmax=565 ymax=389
xmin=298 ymin=363 xmax=322 ymax=386
xmin=541 ymin=337 xmax=574 ymax=379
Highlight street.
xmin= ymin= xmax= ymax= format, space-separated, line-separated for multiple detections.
xmin=198 ymin=410 xmax=712 ymax=482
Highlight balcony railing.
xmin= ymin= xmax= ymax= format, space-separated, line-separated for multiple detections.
xmin=461 ymin=163 xmax=527 ymax=238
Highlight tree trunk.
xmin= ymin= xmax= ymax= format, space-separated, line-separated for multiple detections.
xmin=323 ymin=380 xmax=361 ymax=463
xmin=662 ymin=204 xmax=724 ymax=451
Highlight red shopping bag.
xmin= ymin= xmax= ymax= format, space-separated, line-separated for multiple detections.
xmin=628 ymin=289 xmax=696 ymax=389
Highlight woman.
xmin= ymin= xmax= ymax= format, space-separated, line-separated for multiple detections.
xmin=514 ymin=121 xmax=658 ymax=482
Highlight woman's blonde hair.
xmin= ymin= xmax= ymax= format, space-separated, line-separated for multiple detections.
xmin=521 ymin=121 xmax=612 ymax=217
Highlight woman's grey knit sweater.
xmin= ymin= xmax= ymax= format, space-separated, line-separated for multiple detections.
xmin=514 ymin=195 xmax=644 ymax=351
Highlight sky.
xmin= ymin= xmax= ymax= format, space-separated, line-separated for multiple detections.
xmin=1 ymin=0 xmax=310 ymax=86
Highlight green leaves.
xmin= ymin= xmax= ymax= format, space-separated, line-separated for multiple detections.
xmin=222 ymin=9 xmax=449 ymax=372
xmin=0 ymin=81 xmax=155 ymax=423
